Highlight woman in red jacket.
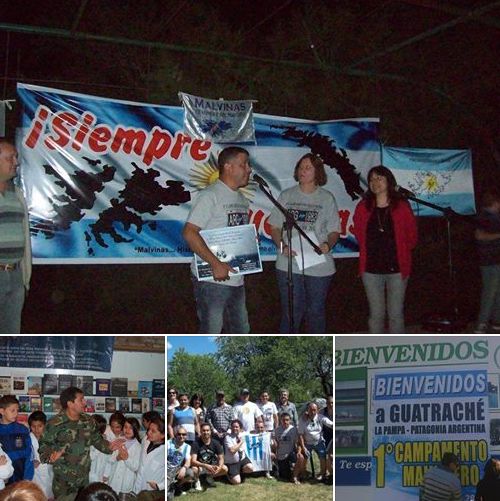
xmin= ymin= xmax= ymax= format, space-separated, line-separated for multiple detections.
xmin=353 ymin=165 xmax=417 ymax=333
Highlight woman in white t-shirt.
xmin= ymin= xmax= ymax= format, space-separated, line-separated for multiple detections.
xmin=269 ymin=153 xmax=340 ymax=334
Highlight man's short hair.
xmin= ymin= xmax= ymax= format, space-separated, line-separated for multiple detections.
xmin=60 ymin=386 xmax=84 ymax=410
xmin=28 ymin=411 xmax=47 ymax=426
xmin=230 ymin=419 xmax=243 ymax=428
xmin=441 ymin=452 xmax=459 ymax=467
xmin=217 ymin=146 xmax=249 ymax=172
xmin=0 ymin=395 xmax=19 ymax=409
xmin=200 ymin=422 xmax=211 ymax=431
xmin=280 ymin=412 xmax=291 ymax=419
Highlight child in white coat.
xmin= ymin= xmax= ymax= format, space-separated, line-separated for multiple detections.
xmin=89 ymin=414 xmax=114 ymax=484
xmin=134 ymin=417 xmax=165 ymax=494
xmin=28 ymin=411 xmax=54 ymax=499
xmin=108 ymin=417 xmax=142 ymax=494
xmin=0 ymin=444 xmax=14 ymax=490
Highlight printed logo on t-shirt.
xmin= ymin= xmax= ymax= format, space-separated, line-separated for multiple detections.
xmin=168 ymin=448 xmax=185 ymax=467
xmin=199 ymin=446 xmax=218 ymax=465
xmin=289 ymin=209 xmax=318 ymax=224
xmin=227 ymin=212 xmax=249 ymax=226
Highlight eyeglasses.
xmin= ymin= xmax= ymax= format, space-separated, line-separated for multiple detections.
xmin=168 ymin=391 xmax=177 ymax=395
xmin=177 ymin=433 xmax=187 ymax=436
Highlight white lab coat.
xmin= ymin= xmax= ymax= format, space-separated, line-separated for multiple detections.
xmin=30 ymin=433 xmax=54 ymax=498
xmin=89 ymin=445 xmax=113 ymax=483
xmin=134 ymin=443 xmax=165 ymax=493
xmin=0 ymin=444 xmax=14 ymax=490
xmin=108 ymin=440 xmax=141 ymax=494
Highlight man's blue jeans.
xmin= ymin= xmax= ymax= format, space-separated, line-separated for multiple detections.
xmin=192 ymin=277 xmax=250 ymax=334
xmin=361 ymin=272 xmax=408 ymax=333
xmin=0 ymin=266 xmax=25 ymax=334
xmin=276 ymin=269 xmax=332 ymax=333
xmin=478 ymin=264 xmax=500 ymax=325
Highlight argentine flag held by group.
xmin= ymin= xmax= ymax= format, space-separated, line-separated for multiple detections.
xmin=381 ymin=146 xmax=475 ymax=217
xmin=244 ymin=432 xmax=272 ymax=472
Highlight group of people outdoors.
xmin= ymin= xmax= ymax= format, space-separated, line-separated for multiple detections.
xmin=167 ymin=386 xmax=333 ymax=496
xmin=0 ymin=387 xmax=165 ymax=500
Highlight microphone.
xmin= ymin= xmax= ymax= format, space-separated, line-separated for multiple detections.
xmin=395 ymin=185 xmax=415 ymax=197
xmin=252 ymin=173 xmax=270 ymax=188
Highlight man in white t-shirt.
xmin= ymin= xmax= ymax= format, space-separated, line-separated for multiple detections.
xmin=257 ymin=391 xmax=278 ymax=432
xmin=298 ymin=402 xmax=333 ymax=481
xmin=183 ymin=146 xmax=253 ymax=334
xmin=233 ymin=389 xmax=263 ymax=433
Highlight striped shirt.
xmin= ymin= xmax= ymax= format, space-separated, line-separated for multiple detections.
xmin=0 ymin=183 xmax=25 ymax=263
xmin=420 ymin=465 xmax=463 ymax=501
xmin=171 ymin=406 xmax=197 ymax=442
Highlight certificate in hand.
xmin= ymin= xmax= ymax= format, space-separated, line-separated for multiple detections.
xmin=195 ymin=224 xmax=263 ymax=281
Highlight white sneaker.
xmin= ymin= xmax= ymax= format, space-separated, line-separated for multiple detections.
xmin=194 ymin=479 xmax=203 ymax=491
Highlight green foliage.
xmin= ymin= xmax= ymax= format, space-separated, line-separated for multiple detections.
xmin=215 ymin=336 xmax=332 ymax=402
xmin=167 ymin=348 xmax=231 ymax=403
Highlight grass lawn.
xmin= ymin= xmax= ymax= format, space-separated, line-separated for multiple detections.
xmin=174 ymin=456 xmax=333 ymax=501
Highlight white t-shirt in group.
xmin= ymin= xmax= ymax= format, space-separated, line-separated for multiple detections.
xmin=257 ymin=401 xmax=278 ymax=431
xmin=233 ymin=401 xmax=263 ymax=432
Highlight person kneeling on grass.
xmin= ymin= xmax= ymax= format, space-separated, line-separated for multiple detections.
xmin=166 ymin=427 xmax=195 ymax=496
xmin=224 ymin=419 xmax=254 ymax=485
xmin=275 ymin=412 xmax=306 ymax=485
xmin=191 ymin=423 xmax=228 ymax=490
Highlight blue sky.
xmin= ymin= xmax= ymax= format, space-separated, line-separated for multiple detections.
xmin=167 ymin=336 xmax=218 ymax=361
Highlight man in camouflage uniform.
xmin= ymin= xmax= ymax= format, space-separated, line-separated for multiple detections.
xmin=39 ymin=386 xmax=119 ymax=501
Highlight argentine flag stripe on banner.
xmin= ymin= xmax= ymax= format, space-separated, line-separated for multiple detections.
xmin=16 ymin=83 xmax=381 ymax=263
xmin=244 ymin=432 xmax=272 ymax=472
xmin=381 ymin=146 xmax=475 ymax=216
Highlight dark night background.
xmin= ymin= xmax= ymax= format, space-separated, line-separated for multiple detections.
xmin=0 ymin=0 xmax=499 ymax=333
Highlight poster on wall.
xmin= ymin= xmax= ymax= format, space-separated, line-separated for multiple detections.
xmin=16 ymin=83 xmax=381 ymax=263
xmin=0 ymin=337 xmax=114 ymax=371
xmin=369 ymin=366 xmax=489 ymax=501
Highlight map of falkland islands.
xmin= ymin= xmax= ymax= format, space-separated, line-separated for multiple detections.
xmin=30 ymin=156 xmax=191 ymax=256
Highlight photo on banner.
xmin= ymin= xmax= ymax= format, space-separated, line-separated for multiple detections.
xmin=167 ymin=335 xmax=333 ymax=500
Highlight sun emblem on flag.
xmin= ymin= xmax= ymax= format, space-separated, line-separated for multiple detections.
xmin=408 ymin=171 xmax=453 ymax=197
xmin=189 ymin=154 xmax=255 ymax=200
xmin=423 ymin=174 xmax=440 ymax=193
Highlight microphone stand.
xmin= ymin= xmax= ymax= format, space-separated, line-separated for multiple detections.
xmin=403 ymin=192 xmax=469 ymax=333
xmin=254 ymin=181 xmax=322 ymax=333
